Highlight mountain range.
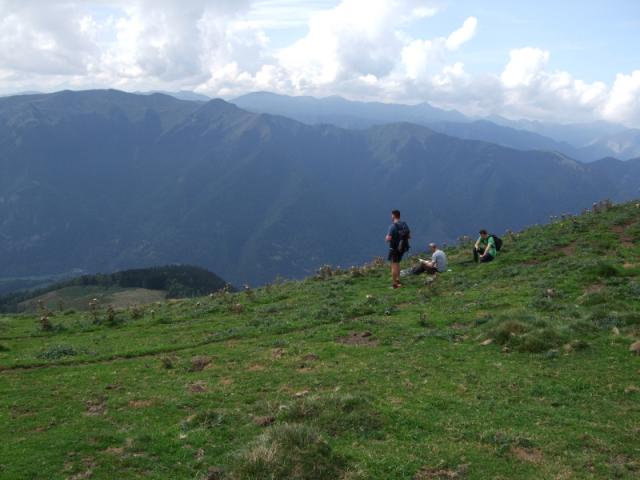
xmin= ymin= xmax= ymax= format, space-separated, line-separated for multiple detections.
xmin=233 ymin=92 xmax=640 ymax=162
xmin=1 ymin=89 xmax=639 ymax=286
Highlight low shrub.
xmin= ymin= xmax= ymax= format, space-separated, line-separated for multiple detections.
xmin=277 ymin=393 xmax=383 ymax=438
xmin=578 ymin=292 xmax=609 ymax=306
xmin=37 ymin=344 xmax=78 ymax=360
xmin=588 ymin=309 xmax=625 ymax=330
xmin=583 ymin=261 xmax=621 ymax=280
xmin=485 ymin=314 xmax=569 ymax=353
xmin=620 ymin=312 xmax=640 ymax=325
xmin=491 ymin=321 xmax=529 ymax=345
xmin=516 ymin=328 xmax=569 ymax=353
xmin=182 ymin=410 xmax=226 ymax=431
xmin=228 ymin=423 xmax=347 ymax=480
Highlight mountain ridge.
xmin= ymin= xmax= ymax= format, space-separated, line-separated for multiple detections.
xmin=1 ymin=89 xmax=639 ymax=285
xmin=232 ymin=91 xmax=640 ymax=162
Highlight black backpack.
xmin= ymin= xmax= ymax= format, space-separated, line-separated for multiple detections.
xmin=490 ymin=234 xmax=503 ymax=251
xmin=396 ymin=222 xmax=411 ymax=253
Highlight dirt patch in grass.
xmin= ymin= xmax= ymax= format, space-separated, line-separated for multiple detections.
xmin=247 ymin=363 xmax=266 ymax=371
xmin=450 ymin=322 xmax=468 ymax=330
xmin=219 ymin=377 xmax=234 ymax=386
xmin=302 ymin=353 xmax=320 ymax=361
xmin=560 ymin=241 xmax=577 ymax=256
xmin=68 ymin=469 xmax=94 ymax=480
xmin=128 ymin=399 xmax=153 ymax=409
xmin=413 ymin=464 xmax=468 ymax=479
xmin=10 ymin=406 xmax=35 ymax=419
xmin=271 ymin=348 xmax=286 ymax=359
xmin=337 ymin=331 xmax=379 ymax=346
xmin=612 ymin=224 xmax=636 ymax=247
xmin=511 ymin=446 xmax=544 ymax=464
xmin=189 ymin=356 xmax=212 ymax=372
xmin=610 ymin=454 xmax=640 ymax=470
xmin=584 ymin=284 xmax=605 ymax=294
xmin=104 ymin=447 xmax=124 ymax=456
xmin=84 ymin=399 xmax=107 ymax=417
xmin=253 ymin=415 xmax=275 ymax=427
xmin=188 ymin=381 xmax=208 ymax=393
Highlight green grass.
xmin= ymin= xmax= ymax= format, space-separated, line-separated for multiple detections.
xmin=1 ymin=203 xmax=639 ymax=479
xmin=17 ymin=285 xmax=168 ymax=313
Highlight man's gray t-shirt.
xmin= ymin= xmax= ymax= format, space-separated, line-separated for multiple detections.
xmin=431 ymin=249 xmax=448 ymax=272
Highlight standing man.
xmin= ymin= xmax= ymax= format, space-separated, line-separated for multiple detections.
xmin=473 ymin=229 xmax=496 ymax=263
xmin=385 ymin=210 xmax=410 ymax=288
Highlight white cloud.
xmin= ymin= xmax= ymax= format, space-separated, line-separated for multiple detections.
xmin=0 ymin=1 xmax=638 ymax=127
xmin=276 ymin=0 xmax=431 ymax=88
xmin=501 ymin=47 xmax=549 ymax=88
xmin=603 ymin=70 xmax=640 ymax=126
xmin=493 ymin=47 xmax=610 ymax=122
xmin=445 ymin=16 xmax=477 ymax=51
xmin=0 ymin=1 xmax=97 ymax=75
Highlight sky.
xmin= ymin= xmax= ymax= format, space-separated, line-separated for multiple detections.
xmin=0 ymin=0 xmax=639 ymax=126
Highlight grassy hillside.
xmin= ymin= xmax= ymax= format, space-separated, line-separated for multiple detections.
xmin=0 ymin=265 xmax=228 ymax=313
xmin=17 ymin=286 xmax=167 ymax=313
xmin=0 ymin=202 xmax=639 ymax=479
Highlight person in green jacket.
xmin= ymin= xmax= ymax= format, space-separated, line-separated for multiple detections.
xmin=473 ymin=229 xmax=496 ymax=263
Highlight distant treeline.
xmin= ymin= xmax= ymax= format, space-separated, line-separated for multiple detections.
xmin=0 ymin=265 xmax=229 ymax=313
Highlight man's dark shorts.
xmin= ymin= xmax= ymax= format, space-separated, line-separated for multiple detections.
xmin=388 ymin=249 xmax=404 ymax=263
xmin=480 ymin=253 xmax=494 ymax=263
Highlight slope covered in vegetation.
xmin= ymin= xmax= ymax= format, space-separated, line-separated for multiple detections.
xmin=0 ymin=265 xmax=228 ymax=313
xmin=0 ymin=202 xmax=639 ymax=479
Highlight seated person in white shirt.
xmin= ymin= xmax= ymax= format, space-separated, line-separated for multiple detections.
xmin=405 ymin=242 xmax=448 ymax=275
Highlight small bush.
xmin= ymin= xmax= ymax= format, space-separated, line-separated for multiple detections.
xmin=620 ymin=312 xmax=640 ymax=325
xmin=160 ymin=356 xmax=174 ymax=369
xmin=569 ymin=319 xmax=599 ymax=335
xmin=588 ymin=309 xmax=625 ymax=330
xmin=418 ymin=313 xmax=432 ymax=328
xmin=578 ymin=292 xmax=609 ymax=306
xmin=314 ymin=306 xmax=343 ymax=323
xmin=491 ymin=321 xmax=529 ymax=345
xmin=517 ymin=328 xmax=568 ymax=353
xmin=584 ymin=262 xmax=621 ymax=280
xmin=567 ymin=339 xmax=590 ymax=351
xmin=183 ymin=410 xmax=225 ymax=431
xmin=129 ymin=305 xmax=143 ymax=320
xmin=229 ymin=423 xmax=346 ymax=480
xmin=37 ymin=344 xmax=78 ymax=360
xmin=347 ymin=301 xmax=376 ymax=318
xmin=153 ymin=316 xmax=173 ymax=325
xmin=106 ymin=305 xmax=122 ymax=326
xmin=485 ymin=314 xmax=569 ymax=353
xmin=481 ymin=431 xmax=534 ymax=455
xmin=277 ymin=393 xmax=383 ymax=438
xmin=530 ymin=296 xmax=564 ymax=312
